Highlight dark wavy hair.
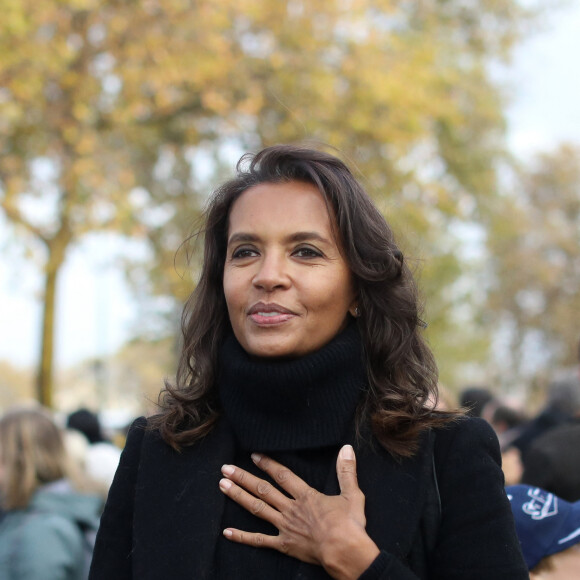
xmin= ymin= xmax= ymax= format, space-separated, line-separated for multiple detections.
xmin=153 ymin=144 xmax=458 ymax=457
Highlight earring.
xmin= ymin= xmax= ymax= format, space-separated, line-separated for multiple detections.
xmin=354 ymin=306 xmax=360 ymax=317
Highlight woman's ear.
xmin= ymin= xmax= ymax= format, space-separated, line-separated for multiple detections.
xmin=349 ymin=303 xmax=360 ymax=318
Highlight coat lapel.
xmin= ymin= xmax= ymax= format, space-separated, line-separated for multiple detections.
xmin=294 ymin=429 xmax=430 ymax=578
xmin=133 ymin=419 xmax=237 ymax=579
xmin=355 ymin=436 xmax=429 ymax=561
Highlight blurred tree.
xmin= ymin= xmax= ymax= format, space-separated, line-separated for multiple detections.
xmin=0 ymin=360 xmax=34 ymax=410
xmin=112 ymin=336 xmax=176 ymax=415
xmin=485 ymin=144 xmax=580 ymax=386
xmin=0 ymin=0 xmax=529 ymax=405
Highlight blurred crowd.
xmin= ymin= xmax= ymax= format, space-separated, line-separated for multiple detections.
xmin=0 ymin=405 xmax=129 ymax=579
xmin=451 ymin=338 xmax=580 ymax=577
xmin=457 ymin=373 xmax=580 ymax=502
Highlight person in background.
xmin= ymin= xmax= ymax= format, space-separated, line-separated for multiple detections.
xmin=520 ymin=376 xmax=580 ymax=502
xmin=0 ymin=406 xmax=101 ymax=580
xmin=490 ymin=404 xmax=528 ymax=450
xmin=507 ymin=484 xmax=580 ymax=579
xmin=458 ymin=386 xmax=495 ymax=418
xmin=488 ymin=402 xmax=529 ymax=486
xmin=510 ymin=378 xmax=580 ymax=462
xmin=66 ymin=408 xmax=121 ymax=498
xmin=90 ymin=144 xmax=527 ymax=579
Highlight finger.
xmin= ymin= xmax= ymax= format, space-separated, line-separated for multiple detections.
xmin=219 ymin=477 xmax=288 ymax=528
xmin=336 ymin=445 xmax=361 ymax=496
xmin=222 ymin=527 xmax=280 ymax=551
xmin=221 ymin=464 xmax=291 ymax=512
xmin=251 ymin=453 xmax=311 ymax=499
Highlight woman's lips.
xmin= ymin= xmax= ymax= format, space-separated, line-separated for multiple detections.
xmin=247 ymin=302 xmax=296 ymax=325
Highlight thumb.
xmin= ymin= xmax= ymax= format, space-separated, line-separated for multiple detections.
xmin=336 ymin=444 xmax=360 ymax=496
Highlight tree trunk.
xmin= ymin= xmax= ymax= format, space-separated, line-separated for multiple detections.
xmin=36 ymin=263 xmax=60 ymax=407
xmin=36 ymin=230 xmax=70 ymax=408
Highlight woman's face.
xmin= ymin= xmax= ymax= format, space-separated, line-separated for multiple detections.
xmin=223 ymin=180 xmax=357 ymax=358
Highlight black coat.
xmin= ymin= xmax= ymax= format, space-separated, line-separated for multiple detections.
xmin=521 ymin=418 xmax=580 ymax=502
xmin=89 ymin=417 xmax=528 ymax=579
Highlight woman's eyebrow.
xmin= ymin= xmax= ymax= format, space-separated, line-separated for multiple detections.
xmin=286 ymin=232 xmax=330 ymax=244
xmin=227 ymin=233 xmax=259 ymax=245
xmin=227 ymin=231 xmax=330 ymax=245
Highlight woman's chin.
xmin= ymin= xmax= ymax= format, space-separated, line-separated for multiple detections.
xmin=245 ymin=343 xmax=301 ymax=360
xmin=240 ymin=335 xmax=312 ymax=359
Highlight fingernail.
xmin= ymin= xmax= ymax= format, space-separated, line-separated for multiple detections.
xmin=222 ymin=464 xmax=234 ymax=476
xmin=340 ymin=445 xmax=354 ymax=460
xmin=219 ymin=478 xmax=232 ymax=490
xmin=223 ymin=529 xmax=233 ymax=538
xmin=251 ymin=453 xmax=262 ymax=464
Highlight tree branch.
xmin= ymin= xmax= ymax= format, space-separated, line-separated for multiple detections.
xmin=0 ymin=200 xmax=48 ymax=244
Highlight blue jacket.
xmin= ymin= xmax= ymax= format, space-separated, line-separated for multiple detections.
xmin=0 ymin=481 xmax=101 ymax=580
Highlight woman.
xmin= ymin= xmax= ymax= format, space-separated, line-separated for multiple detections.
xmin=0 ymin=407 xmax=102 ymax=580
xmin=90 ymin=145 xmax=527 ymax=579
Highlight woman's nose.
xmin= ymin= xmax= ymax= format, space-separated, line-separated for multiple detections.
xmin=252 ymin=254 xmax=290 ymax=291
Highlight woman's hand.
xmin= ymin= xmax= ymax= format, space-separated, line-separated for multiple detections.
xmin=218 ymin=445 xmax=380 ymax=580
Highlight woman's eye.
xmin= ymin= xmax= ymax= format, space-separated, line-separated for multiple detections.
xmin=293 ymin=247 xmax=323 ymax=258
xmin=232 ymin=247 xmax=258 ymax=259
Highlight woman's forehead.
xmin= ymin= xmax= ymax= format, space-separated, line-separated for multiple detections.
xmin=227 ymin=181 xmax=337 ymax=237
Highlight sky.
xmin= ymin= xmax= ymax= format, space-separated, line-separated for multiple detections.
xmin=506 ymin=1 xmax=580 ymax=156
xmin=1 ymin=2 xmax=580 ymax=370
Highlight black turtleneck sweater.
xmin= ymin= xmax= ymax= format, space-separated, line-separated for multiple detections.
xmin=214 ymin=323 xmax=368 ymax=579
